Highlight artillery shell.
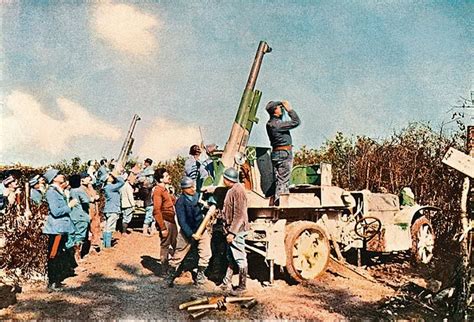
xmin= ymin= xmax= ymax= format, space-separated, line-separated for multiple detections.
xmin=187 ymin=303 xmax=220 ymax=311
xmin=190 ymin=309 xmax=210 ymax=319
xmin=225 ymin=296 xmax=255 ymax=303
xmin=240 ymin=299 xmax=258 ymax=309
xmin=179 ymin=297 xmax=209 ymax=310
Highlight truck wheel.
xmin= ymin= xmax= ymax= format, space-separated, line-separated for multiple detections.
xmin=285 ymin=221 xmax=330 ymax=282
xmin=411 ymin=216 xmax=435 ymax=264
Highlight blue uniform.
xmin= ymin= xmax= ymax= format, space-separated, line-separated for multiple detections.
xmin=66 ymin=187 xmax=91 ymax=247
xmin=30 ymin=188 xmax=43 ymax=205
xmin=43 ymin=185 xmax=75 ymax=235
xmin=175 ymin=193 xmax=204 ymax=239
xmin=103 ymin=177 xmax=125 ymax=234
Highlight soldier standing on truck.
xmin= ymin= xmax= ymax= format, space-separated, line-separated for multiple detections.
xmin=265 ymin=100 xmax=301 ymax=206
xmin=220 ymin=167 xmax=249 ymax=294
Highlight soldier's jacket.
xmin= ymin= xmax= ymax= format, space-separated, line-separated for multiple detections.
xmin=223 ymin=183 xmax=249 ymax=235
xmin=43 ymin=185 xmax=75 ymax=235
xmin=266 ymin=109 xmax=301 ymax=148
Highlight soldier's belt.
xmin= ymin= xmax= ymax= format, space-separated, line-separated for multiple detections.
xmin=273 ymin=145 xmax=292 ymax=151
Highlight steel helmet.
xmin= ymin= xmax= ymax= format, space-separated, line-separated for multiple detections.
xmin=180 ymin=176 xmax=195 ymax=189
xmin=223 ymin=167 xmax=239 ymax=183
xmin=43 ymin=169 xmax=60 ymax=184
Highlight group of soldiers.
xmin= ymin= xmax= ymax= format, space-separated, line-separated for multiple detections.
xmin=1 ymin=99 xmax=301 ymax=294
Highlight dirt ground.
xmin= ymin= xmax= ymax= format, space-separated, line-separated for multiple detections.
xmin=1 ymin=230 xmax=429 ymax=320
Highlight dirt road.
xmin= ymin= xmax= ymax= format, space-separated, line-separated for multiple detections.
xmin=1 ymin=231 xmax=396 ymax=320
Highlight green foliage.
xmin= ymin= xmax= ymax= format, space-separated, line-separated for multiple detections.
xmin=154 ymin=156 xmax=186 ymax=193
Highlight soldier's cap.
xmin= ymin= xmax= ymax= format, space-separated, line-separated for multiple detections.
xmin=43 ymin=169 xmax=60 ymax=184
xmin=3 ymin=175 xmax=16 ymax=186
xmin=99 ymin=172 xmax=111 ymax=183
xmin=205 ymin=143 xmax=218 ymax=153
xmin=79 ymin=172 xmax=90 ymax=179
xmin=265 ymin=101 xmax=282 ymax=114
xmin=144 ymin=158 xmax=153 ymax=165
xmin=28 ymin=175 xmax=40 ymax=186
xmin=180 ymin=176 xmax=195 ymax=189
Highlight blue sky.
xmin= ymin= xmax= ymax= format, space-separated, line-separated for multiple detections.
xmin=1 ymin=1 xmax=472 ymax=166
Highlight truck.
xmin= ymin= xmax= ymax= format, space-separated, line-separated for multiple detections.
xmin=203 ymin=41 xmax=439 ymax=283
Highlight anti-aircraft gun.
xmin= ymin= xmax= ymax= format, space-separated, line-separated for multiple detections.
xmin=201 ymin=42 xmax=438 ymax=285
xmin=203 ymin=41 xmax=272 ymax=187
xmin=117 ymin=114 xmax=141 ymax=168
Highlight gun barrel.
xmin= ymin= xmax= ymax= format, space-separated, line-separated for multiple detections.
xmin=221 ymin=41 xmax=271 ymax=169
xmin=118 ymin=114 xmax=141 ymax=165
xmin=246 ymin=41 xmax=272 ymax=91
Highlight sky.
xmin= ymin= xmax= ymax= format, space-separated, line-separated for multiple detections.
xmin=1 ymin=0 xmax=472 ymax=166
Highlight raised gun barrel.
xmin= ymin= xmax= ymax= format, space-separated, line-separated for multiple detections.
xmin=220 ymin=41 xmax=272 ymax=169
xmin=117 ymin=114 xmax=141 ymax=167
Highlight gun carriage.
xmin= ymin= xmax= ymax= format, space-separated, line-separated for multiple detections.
xmin=200 ymin=41 xmax=439 ymax=284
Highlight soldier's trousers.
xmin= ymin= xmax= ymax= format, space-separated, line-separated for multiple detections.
xmin=169 ymin=230 xmax=211 ymax=269
xmin=46 ymin=234 xmax=67 ymax=284
xmin=89 ymin=203 xmax=101 ymax=246
xmin=271 ymin=149 xmax=293 ymax=201
xmin=66 ymin=220 xmax=89 ymax=248
xmin=160 ymin=220 xmax=178 ymax=265
xmin=226 ymin=231 xmax=248 ymax=268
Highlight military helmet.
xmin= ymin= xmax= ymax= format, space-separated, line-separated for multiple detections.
xmin=223 ymin=167 xmax=239 ymax=183
xmin=43 ymin=169 xmax=60 ymax=184
xmin=180 ymin=176 xmax=195 ymax=189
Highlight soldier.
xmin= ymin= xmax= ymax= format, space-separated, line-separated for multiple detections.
xmin=265 ymin=100 xmax=301 ymax=206
xmin=66 ymin=173 xmax=91 ymax=262
xmin=165 ymin=176 xmax=212 ymax=287
xmin=87 ymin=160 xmax=98 ymax=185
xmin=96 ymin=158 xmax=109 ymax=186
xmin=84 ymin=173 xmax=101 ymax=251
xmin=220 ymin=167 xmax=249 ymax=293
xmin=152 ymin=168 xmax=177 ymax=275
xmin=138 ymin=158 xmax=155 ymax=235
xmin=101 ymin=167 xmax=125 ymax=248
xmin=2 ymin=175 xmax=20 ymax=209
xmin=184 ymin=145 xmax=212 ymax=192
xmin=29 ymin=175 xmax=43 ymax=205
xmin=42 ymin=169 xmax=77 ymax=291
xmin=120 ymin=172 xmax=135 ymax=235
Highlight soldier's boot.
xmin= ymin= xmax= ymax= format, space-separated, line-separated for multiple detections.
xmin=194 ymin=266 xmax=209 ymax=286
xmin=122 ymin=223 xmax=129 ymax=235
xmin=74 ymin=244 xmax=82 ymax=263
xmin=160 ymin=260 xmax=169 ymax=277
xmin=165 ymin=267 xmax=180 ymax=288
xmin=232 ymin=266 xmax=247 ymax=294
xmin=220 ymin=266 xmax=234 ymax=291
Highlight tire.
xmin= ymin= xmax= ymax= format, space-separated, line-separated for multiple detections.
xmin=411 ymin=216 xmax=435 ymax=264
xmin=285 ymin=221 xmax=330 ymax=283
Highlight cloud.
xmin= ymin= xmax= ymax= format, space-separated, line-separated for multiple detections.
xmin=0 ymin=91 xmax=121 ymax=157
xmin=92 ymin=1 xmax=160 ymax=56
xmin=137 ymin=118 xmax=201 ymax=161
